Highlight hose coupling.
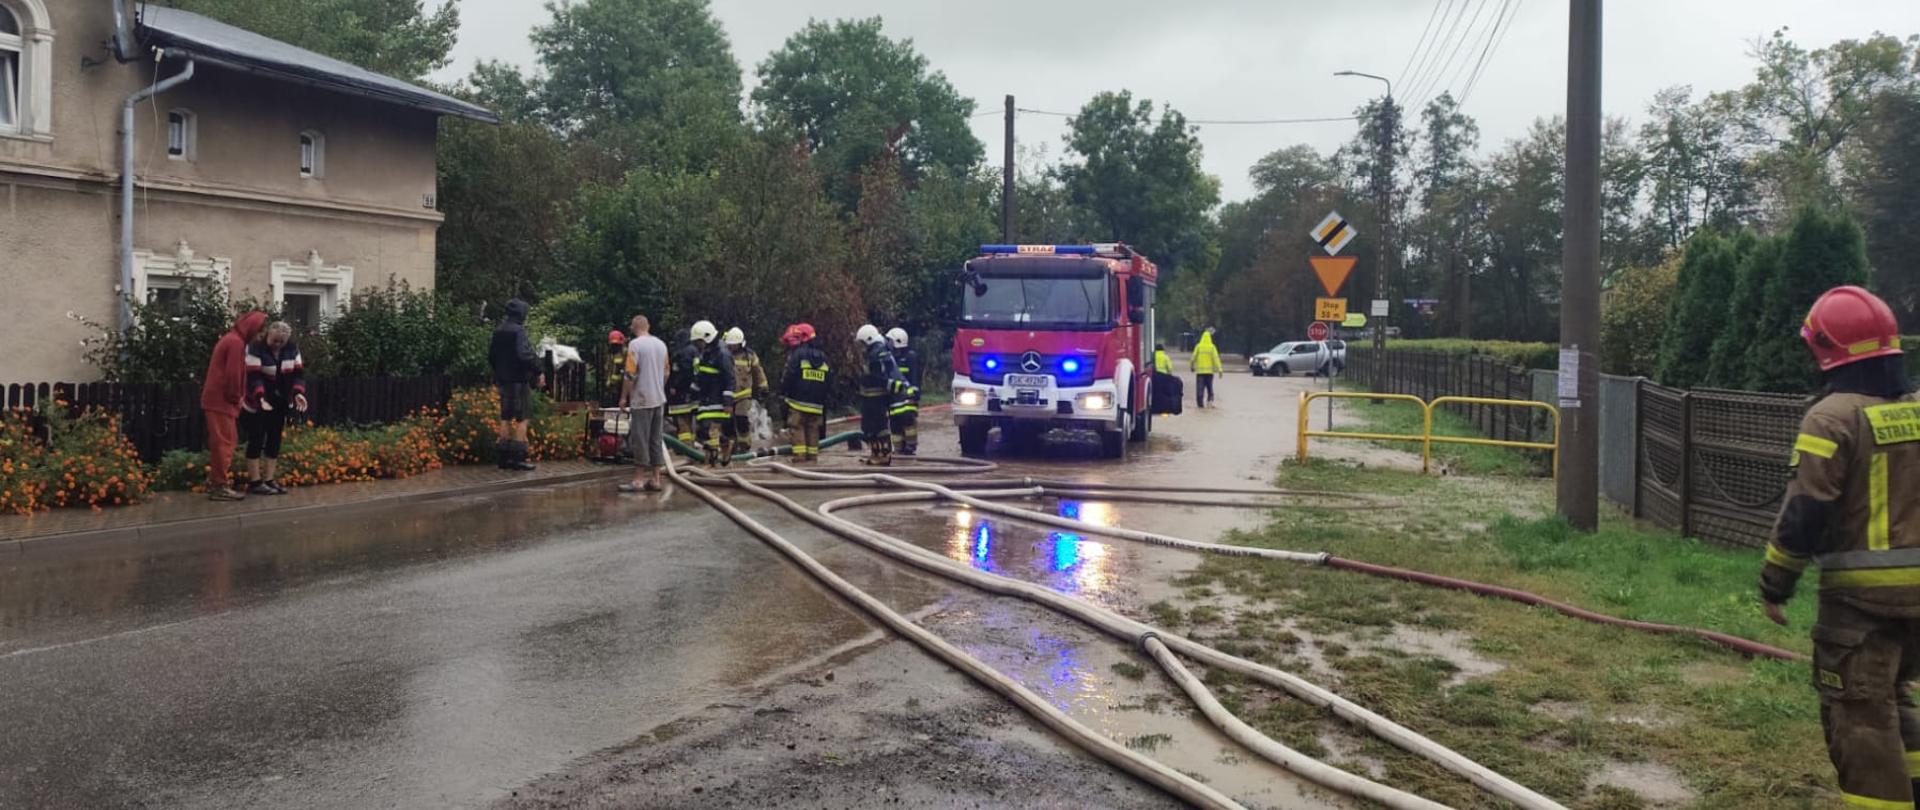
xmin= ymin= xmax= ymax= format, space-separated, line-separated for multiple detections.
xmin=1135 ymin=630 xmax=1162 ymax=653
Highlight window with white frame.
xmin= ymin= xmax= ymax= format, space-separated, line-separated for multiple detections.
xmin=299 ymin=130 xmax=325 ymax=178
xmin=167 ymin=108 xmax=195 ymax=160
xmin=271 ymin=251 xmax=353 ymax=327
xmin=0 ymin=0 xmax=51 ymax=138
xmin=131 ymin=241 xmax=231 ymax=310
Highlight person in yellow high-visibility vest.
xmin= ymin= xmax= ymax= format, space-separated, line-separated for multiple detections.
xmin=1758 ymin=286 xmax=1920 ymax=810
xmin=1153 ymin=344 xmax=1173 ymax=375
xmin=1190 ymin=329 xmax=1222 ymax=409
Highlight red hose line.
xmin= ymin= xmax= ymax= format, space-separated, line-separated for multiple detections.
xmin=1321 ymin=557 xmax=1806 ymax=662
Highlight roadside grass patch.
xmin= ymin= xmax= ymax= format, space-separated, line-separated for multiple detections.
xmin=1161 ymin=455 xmax=1837 ymax=808
xmin=1328 ymin=389 xmax=1547 ymax=476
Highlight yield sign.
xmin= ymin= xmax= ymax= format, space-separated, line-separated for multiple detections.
xmin=1310 ymin=256 xmax=1357 ymax=297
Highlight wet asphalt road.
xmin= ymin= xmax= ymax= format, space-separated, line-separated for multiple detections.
xmin=1 ymin=369 xmax=1335 ymax=809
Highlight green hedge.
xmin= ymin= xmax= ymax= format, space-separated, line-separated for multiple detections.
xmin=1382 ymin=339 xmax=1558 ymax=371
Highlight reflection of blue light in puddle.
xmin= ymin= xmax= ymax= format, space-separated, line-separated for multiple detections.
xmin=1056 ymin=499 xmax=1116 ymax=527
xmin=970 ymin=521 xmax=996 ymax=572
xmin=1050 ymin=532 xmax=1082 ymax=572
xmin=1058 ymin=501 xmax=1081 ymax=520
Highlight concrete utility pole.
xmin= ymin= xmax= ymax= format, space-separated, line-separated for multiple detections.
xmin=1335 ymin=71 xmax=1395 ymax=383
xmin=1558 ymin=0 xmax=1602 ymax=531
xmin=1002 ymin=95 xmax=1015 ymax=243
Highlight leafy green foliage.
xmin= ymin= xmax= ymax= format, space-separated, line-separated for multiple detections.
xmin=1380 ymin=339 xmax=1558 ymax=371
xmin=531 ymin=0 xmax=742 ymax=153
xmin=1744 ymin=208 xmax=1871 ymax=392
xmin=1706 ymin=236 xmax=1784 ymax=387
xmin=320 ymin=281 xmax=490 ymax=378
xmin=1656 ymin=231 xmax=1743 ymax=387
xmin=77 ymin=279 xmax=276 ymax=385
xmin=1601 ymin=254 xmax=1679 ymax=377
xmin=155 ymin=0 xmax=459 ymax=79
xmin=1060 ymin=91 xmax=1221 ymax=278
xmin=752 ymin=17 xmax=982 ymax=207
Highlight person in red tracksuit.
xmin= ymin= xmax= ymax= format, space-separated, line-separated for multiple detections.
xmin=201 ymin=311 xmax=267 ymax=501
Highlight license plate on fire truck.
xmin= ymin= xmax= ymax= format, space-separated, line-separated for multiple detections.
xmin=1007 ymin=374 xmax=1050 ymax=404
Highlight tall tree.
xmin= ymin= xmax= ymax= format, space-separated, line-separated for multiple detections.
xmin=1413 ymin=94 xmax=1481 ymax=336
xmin=1638 ymin=87 xmax=1756 ymax=248
xmin=1844 ymin=91 xmax=1920 ymax=322
xmin=1654 ymin=230 xmax=1741 ymax=388
xmin=531 ymin=0 xmax=743 ymax=166
xmin=1059 ymin=91 xmax=1221 ymax=278
xmin=158 ymin=0 xmax=459 ymax=79
xmin=1706 ymin=233 xmax=1781 ymax=387
xmin=1737 ymin=30 xmax=1918 ymax=211
xmin=752 ymin=17 xmax=983 ymax=207
xmin=1745 ymin=207 xmax=1872 ymax=392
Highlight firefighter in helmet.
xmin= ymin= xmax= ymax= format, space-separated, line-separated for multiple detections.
xmin=856 ymin=324 xmax=914 ymax=466
xmin=666 ymin=328 xmax=698 ymax=447
xmin=1758 ymin=285 xmax=1920 ymax=810
xmin=688 ymin=320 xmax=733 ymax=468
xmin=604 ymin=329 xmax=628 ymax=407
xmin=724 ymin=326 xmax=770 ymax=458
xmin=886 ymin=327 xmax=922 ymax=456
xmin=779 ymin=323 xmax=831 ymax=463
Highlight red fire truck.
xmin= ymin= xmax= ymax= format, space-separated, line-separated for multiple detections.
xmin=950 ymin=243 xmax=1158 ymax=459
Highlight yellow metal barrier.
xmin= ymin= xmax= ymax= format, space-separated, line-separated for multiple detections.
xmin=1296 ymin=391 xmax=1561 ymax=477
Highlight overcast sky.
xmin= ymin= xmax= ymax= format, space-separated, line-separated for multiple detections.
xmin=436 ymin=0 xmax=1920 ymax=203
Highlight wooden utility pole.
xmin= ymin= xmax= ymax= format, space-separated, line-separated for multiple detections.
xmin=1558 ymin=0 xmax=1602 ymax=531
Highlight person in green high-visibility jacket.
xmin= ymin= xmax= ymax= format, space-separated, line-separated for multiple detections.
xmin=1190 ymin=329 xmax=1222 ymax=409
xmin=1154 ymin=344 xmax=1173 ymax=375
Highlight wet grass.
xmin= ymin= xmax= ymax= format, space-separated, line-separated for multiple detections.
xmin=1110 ymin=661 xmax=1148 ymax=681
xmin=1333 ymin=391 xmax=1550 ymax=477
xmin=1124 ymin=733 xmax=1173 ymax=752
xmin=1164 ymin=458 xmax=1842 ymax=809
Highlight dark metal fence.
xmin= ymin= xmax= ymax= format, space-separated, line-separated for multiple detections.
xmin=6 ymin=350 xmax=597 ymax=463
xmin=1348 ymin=348 xmax=1809 ymax=548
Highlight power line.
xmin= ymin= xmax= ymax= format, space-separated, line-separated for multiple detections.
xmin=1397 ymin=0 xmax=1450 ymax=86
xmin=1015 ymin=107 xmax=1358 ymax=126
xmin=1459 ymin=0 xmax=1522 ymax=108
xmin=1401 ymin=0 xmax=1471 ymax=104
xmin=1409 ymin=0 xmax=1495 ymax=107
xmin=1436 ymin=0 xmax=1511 ymax=106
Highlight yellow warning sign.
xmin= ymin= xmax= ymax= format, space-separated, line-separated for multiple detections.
xmin=1316 ymin=298 xmax=1348 ymax=322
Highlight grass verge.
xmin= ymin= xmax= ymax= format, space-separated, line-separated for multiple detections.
xmin=1161 ymin=458 xmax=1841 ymax=809
xmin=1327 ymin=387 xmax=1548 ymax=477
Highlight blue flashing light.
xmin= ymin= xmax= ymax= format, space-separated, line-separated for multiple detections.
xmin=984 ymin=357 xmax=1000 ymax=370
xmin=1061 ymin=358 xmax=1081 ymax=374
xmin=979 ymin=244 xmax=1097 ymax=256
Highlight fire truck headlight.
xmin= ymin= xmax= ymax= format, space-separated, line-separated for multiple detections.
xmin=1078 ymin=392 xmax=1111 ymax=411
xmin=1061 ymin=358 xmax=1081 ymax=374
xmin=956 ymin=388 xmax=986 ymax=407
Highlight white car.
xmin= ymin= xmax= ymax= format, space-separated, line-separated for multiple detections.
xmin=1250 ymin=341 xmax=1332 ymax=376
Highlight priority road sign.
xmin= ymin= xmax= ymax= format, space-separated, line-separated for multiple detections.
xmin=1309 ymin=256 xmax=1357 ymax=297
xmin=1315 ymin=298 xmax=1348 ymax=322
xmin=1310 ymin=211 xmax=1356 ymax=256
xmin=1307 ymin=321 xmax=1330 ymax=341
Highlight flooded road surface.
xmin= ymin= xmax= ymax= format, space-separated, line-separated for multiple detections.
xmin=1 ymin=372 xmax=1344 ymax=809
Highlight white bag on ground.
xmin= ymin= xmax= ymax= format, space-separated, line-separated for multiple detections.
xmin=749 ymin=402 xmax=774 ymax=443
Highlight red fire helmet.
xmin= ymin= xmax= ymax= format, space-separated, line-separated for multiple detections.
xmin=608 ymin=329 xmax=627 ymax=345
xmin=782 ymin=323 xmax=817 ymax=347
xmin=1801 ymin=285 xmax=1903 ymax=371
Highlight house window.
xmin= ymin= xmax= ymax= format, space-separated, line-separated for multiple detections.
xmin=0 ymin=5 xmax=20 ymax=133
xmin=299 ymin=130 xmax=325 ymax=178
xmin=167 ymin=109 xmax=194 ymax=160
xmin=130 ymin=241 xmax=232 ymax=308
xmin=271 ymin=251 xmax=353 ymax=326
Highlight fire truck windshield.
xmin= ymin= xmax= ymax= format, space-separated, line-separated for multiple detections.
xmin=961 ymin=274 xmax=1111 ymax=329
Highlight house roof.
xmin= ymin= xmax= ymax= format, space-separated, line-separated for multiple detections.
xmin=137 ymin=5 xmax=498 ymax=124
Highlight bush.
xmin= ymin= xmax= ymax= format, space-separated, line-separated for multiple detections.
xmin=1600 ymin=255 xmax=1679 ymax=377
xmin=1745 ymin=208 xmax=1871 ymax=393
xmin=319 ymin=280 xmax=491 ymax=378
xmin=274 ymin=418 xmax=443 ymax=488
xmin=152 ymin=449 xmax=212 ymax=492
xmin=433 ymin=387 xmax=505 ymax=465
xmin=1383 ymin=339 xmax=1558 ymax=370
xmin=0 ymin=405 xmax=153 ymax=512
xmin=528 ymin=410 xmax=586 ymax=461
xmin=1655 ymin=231 xmax=1741 ymax=387
xmin=76 ymin=278 xmax=277 ymax=385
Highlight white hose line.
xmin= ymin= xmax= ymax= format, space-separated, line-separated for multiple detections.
xmin=1141 ymin=634 xmax=1453 ymax=810
xmin=664 ymin=461 xmax=1247 ymax=810
xmin=779 ymin=473 xmax=1567 ymax=810
xmin=712 ymin=476 xmax=1475 ymax=810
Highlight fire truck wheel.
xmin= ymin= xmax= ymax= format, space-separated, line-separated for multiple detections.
xmin=1101 ymin=417 xmax=1128 ymax=460
xmin=1130 ymin=407 xmax=1150 ymax=442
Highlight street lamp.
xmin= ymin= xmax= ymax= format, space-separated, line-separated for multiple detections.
xmin=1335 ymin=70 xmax=1396 ymax=384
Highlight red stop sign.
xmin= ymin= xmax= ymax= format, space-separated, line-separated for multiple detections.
xmin=1307 ymin=322 xmax=1330 ymax=341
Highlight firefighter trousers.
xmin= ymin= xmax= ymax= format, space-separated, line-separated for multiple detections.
xmin=1812 ymin=598 xmax=1920 ymax=808
xmin=696 ymin=407 xmax=731 ymax=466
xmin=889 ymin=402 xmax=918 ymax=456
xmin=787 ymin=410 xmax=824 ymax=461
xmin=860 ymin=395 xmax=892 ymax=463
xmin=668 ymin=406 xmax=697 ymax=445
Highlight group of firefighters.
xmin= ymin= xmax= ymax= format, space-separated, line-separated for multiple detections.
xmin=608 ymin=320 xmax=923 ymax=469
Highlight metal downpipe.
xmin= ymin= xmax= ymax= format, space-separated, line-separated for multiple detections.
xmin=120 ymin=51 xmax=195 ymax=330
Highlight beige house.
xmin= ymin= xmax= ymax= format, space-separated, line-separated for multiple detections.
xmin=0 ymin=0 xmax=495 ymax=382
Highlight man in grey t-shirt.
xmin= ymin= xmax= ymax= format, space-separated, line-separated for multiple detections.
xmin=620 ymin=315 xmax=671 ymax=492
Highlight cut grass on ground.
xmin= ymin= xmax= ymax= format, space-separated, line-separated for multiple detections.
xmin=1161 ymin=457 xmax=1842 ymax=809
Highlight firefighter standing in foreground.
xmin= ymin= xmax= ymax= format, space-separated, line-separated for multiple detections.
xmin=887 ymin=327 xmax=922 ymax=456
xmin=856 ymin=324 xmax=915 ymax=466
xmin=1759 ymin=285 xmax=1920 ymax=809
xmin=688 ymin=320 xmax=733 ymax=468
xmin=725 ymin=327 xmax=770 ymax=458
xmin=779 ymin=323 xmax=831 ymax=463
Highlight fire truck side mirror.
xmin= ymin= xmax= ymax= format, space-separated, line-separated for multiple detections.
xmin=1128 ymin=308 xmax=1146 ymax=325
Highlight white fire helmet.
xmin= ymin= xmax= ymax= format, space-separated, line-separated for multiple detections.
xmin=690 ymin=320 xmax=718 ymax=343
xmin=856 ymin=324 xmax=885 ymax=346
xmin=885 ymin=327 xmax=909 ymax=348
xmin=723 ymin=327 xmax=745 ymax=346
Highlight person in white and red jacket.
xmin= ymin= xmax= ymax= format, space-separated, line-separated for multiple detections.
xmin=242 ymin=321 xmax=308 ymax=494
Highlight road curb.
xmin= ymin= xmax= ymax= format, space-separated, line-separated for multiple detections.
xmin=5 ymin=465 xmax=627 ymax=558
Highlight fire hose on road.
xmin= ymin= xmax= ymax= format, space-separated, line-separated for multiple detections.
xmin=664 ymin=448 xmax=1799 ymax=808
